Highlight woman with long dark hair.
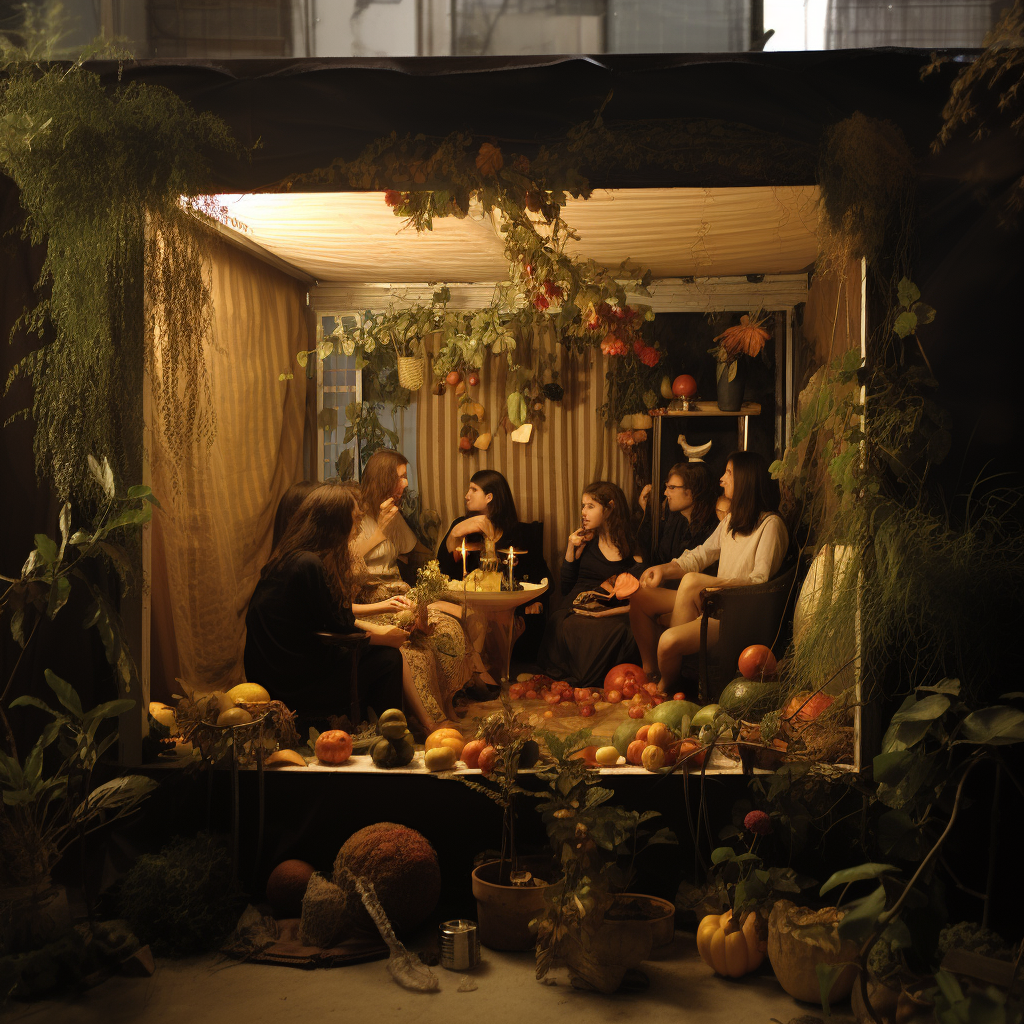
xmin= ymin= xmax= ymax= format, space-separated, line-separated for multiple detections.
xmin=272 ymin=479 xmax=320 ymax=549
xmin=244 ymin=485 xmax=406 ymax=720
xmin=629 ymin=451 xmax=789 ymax=690
xmin=538 ymin=480 xmax=640 ymax=688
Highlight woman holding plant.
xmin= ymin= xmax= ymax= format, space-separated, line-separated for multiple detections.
xmin=629 ymin=452 xmax=788 ymax=690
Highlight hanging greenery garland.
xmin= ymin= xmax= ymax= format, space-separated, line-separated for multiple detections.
xmin=1 ymin=48 xmax=238 ymax=502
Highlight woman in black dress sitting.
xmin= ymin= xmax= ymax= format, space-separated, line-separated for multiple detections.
xmin=244 ymin=485 xmax=405 ymax=722
xmin=538 ymin=480 xmax=639 ymax=688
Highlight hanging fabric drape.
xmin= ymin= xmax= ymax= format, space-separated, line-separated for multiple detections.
xmin=415 ymin=324 xmax=634 ymax=605
xmin=149 ymin=235 xmax=312 ymax=699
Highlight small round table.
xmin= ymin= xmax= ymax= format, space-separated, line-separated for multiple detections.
xmin=443 ymin=579 xmax=549 ymax=690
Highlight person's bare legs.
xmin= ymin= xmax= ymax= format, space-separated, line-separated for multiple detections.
xmin=399 ymin=652 xmax=440 ymax=735
xmin=658 ymin=617 xmax=720 ymax=690
xmin=628 ymin=586 xmax=677 ymax=677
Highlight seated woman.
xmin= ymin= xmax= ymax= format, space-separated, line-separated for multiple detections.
xmin=538 ymin=481 xmax=639 ymax=689
xmin=354 ymin=448 xmax=425 ymax=593
xmin=634 ymin=461 xmax=720 ymax=583
xmin=272 ymin=479 xmax=320 ymax=549
xmin=335 ymin=481 xmax=471 ymax=733
xmin=628 ymin=451 xmax=789 ymax=691
xmin=244 ymin=485 xmax=406 ymax=722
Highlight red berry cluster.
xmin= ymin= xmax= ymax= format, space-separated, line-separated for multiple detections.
xmin=587 ymin=303 xmax=659 ymax=366
xmin=508 ymin=676 xmax=598 ymax=717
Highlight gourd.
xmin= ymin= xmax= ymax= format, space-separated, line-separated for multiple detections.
xmin=424 ymin=727 xmax=466 ymax=757
xmin=696 ymin=910 xmax=767 ymax=977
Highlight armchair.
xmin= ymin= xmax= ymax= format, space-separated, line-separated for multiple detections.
xmin=314 ymin=629 xmax=372 ymax=726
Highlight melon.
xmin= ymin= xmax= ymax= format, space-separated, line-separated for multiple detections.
xmin=645 ymin=700 xmax=701 ymax=731
xmin=612 ymin=718 xmax=644 ymax=756
xmin=718 ymin=678 xmax=781 ymax=721
xmin=227 ymin=682 xmax=271 ymax=704
xmin=266 ymin=859 xmax=316 ymax=919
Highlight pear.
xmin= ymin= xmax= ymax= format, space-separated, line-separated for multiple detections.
xmin=660 ymin=375 xmax=674 ymax=400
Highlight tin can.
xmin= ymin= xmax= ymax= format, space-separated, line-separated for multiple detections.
xmin=439 ymin=918 xmax=480 ymax=971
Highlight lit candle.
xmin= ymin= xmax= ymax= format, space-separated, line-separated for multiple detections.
xmin=460 ymin=538 xmax=468 ymax=582
xmin=506 ymin=547 xmax=516 ymax=591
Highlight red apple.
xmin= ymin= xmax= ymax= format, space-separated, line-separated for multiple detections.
xmin=446 ymin=370 xmax=462 ymax=386
xmin=672 ymin=374 xmax=697 ymax=398
xmin=467 ymin=372 xmax=480 ymax=386
xmin=738 ymin=644 xmax=777 ymax=680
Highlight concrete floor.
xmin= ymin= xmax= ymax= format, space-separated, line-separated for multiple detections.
xmin=5 ymin=930 xmax=856 ymax=1024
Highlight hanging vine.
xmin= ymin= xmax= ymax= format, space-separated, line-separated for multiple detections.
xmin=1 ymin=40 xmax=239 ymax=502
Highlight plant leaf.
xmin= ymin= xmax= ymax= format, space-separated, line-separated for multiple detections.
xmin=890 ymin=693 xmax=949 ymax=723
xmin=34 ymin=533 xmax=58 ymax=565
xmin=711 ymin=846 xmax=736 ymax=865
xmin=836 ymin=884 xmax=887 ymax=943
xmin=816 ymin=960 xmax=845 ymax=1017
xmin=893 ymin=310 xmax=918 ymax=338
xmin=959 ymin=706 xmax=1024 ymax=746
xmin=85 ymin=699 xmax=135 ymax=721
xmin=873 ymin=750 xmax=915 ymax=785
xmin=44 ymin=668 xmax=83 ymax=718
xmin=820 ymin=863 xmax=897 ymax=896
xmin=897 ymin=277 xmax=921 ymax=309
xmin=75 ymin=775 xmax=157 ymax=820
xmin=46 ymin=576 xmax=71 ymax=619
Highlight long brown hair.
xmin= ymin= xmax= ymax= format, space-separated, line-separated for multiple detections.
xmin=360 ymin=449 xmax=407 ymax=520
xmin=726 ymin=450 xmax=779 ymax=536
xmin=272 ymin=480 xmax=320 ymax=549
xmin=470 ymin=469 xmax=518 ymax=540
xmin=582 ymin=480 xmax=634 ymax=562
xmin=262 ymin=485 xmax=360 ymax=604
xmin=666 ymin=461 xmax=717 ymax=540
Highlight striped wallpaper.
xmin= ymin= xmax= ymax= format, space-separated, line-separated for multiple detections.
xmin=415 ymin=325 xmax=634 ymax=607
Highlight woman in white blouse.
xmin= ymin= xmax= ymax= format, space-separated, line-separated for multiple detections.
xmin=628 ymin=451 xmax=789 ymax=690
xmin=353 ymin=449 xmax=424 ymax=591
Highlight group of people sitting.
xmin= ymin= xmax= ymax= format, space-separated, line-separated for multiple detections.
xmin=243 ymin=446 xmax=788 ymax=736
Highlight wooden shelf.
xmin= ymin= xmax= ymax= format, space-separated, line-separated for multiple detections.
xmin=659 ymin=401 xmax=761 ymax=417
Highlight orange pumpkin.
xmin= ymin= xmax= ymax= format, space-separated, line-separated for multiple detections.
xmin=425 ymin=728 xmax=466 ymax=758
xmin=315 ymin=729 xmax=352 ymax=765
xmin=696 ymin=910 xmax=767 ymax=977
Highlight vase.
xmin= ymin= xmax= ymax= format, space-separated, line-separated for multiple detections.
xmin=716 ymin=360 xmax=745 ymax=411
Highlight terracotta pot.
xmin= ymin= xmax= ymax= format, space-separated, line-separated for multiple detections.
xmin=471 ymin=859 xmax=551 ymax=951
xmin=767 ymin=899 xmax=859 ymax=1003
xmin=0 ymin=878 xmax=71 ymax=955
xmin=611 ymin=893 xmax=676 ymax=947
xmin=560 ymin=905 xmax=656 ymax=993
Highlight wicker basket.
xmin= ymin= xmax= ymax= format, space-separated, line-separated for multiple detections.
xmin=397 ymin=355 xmax=425 ymax=391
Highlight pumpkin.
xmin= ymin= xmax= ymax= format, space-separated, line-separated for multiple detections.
xmin=696 ymin=910 xmax=767 ymax=978
xmin=425 ymin=727 xmax=466 ymax=757
xmin=315 ymin=729 xmax=353 ymax=765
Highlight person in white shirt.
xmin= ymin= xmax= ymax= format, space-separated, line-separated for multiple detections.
xmin=628 ymin=451 xmax=789 ymax=691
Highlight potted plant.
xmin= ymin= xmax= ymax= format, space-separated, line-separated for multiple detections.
xmin=446 ymin=695 xmax=547 ymax=950
xmin=532 ymin=732 xmax=677 ymax=992
xmin=708 ymin=310 xmax=771 ymax=411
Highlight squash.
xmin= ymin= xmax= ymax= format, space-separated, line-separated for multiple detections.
xmin=718 ymin=678 xmax=780 ymax=720
xmin=645 ymin=700 xmax=701 ymax=732
xmin=612 ymin=718 xmax=644 ymax=756
xmin=425 ymin=727 xmax=466 ymax=757
xmin=696 ymin=910 xmax=767 ymax=978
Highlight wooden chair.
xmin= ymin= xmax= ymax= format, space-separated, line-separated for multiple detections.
xmin=697 ymin=560 xmax=799 ymax=704
xmin=314 ymin=628 xmax=372 ymax=726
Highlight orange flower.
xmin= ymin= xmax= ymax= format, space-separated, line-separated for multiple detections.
xmin=475 ymin=142 xmax=504 ymax=176
xmin=714 ymin=314 xmax=771 ymax=358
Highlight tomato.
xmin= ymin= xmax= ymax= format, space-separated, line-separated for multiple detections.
xmin=569 ymin=745 xmax=599 ymax=767
xmin=315 ymin=729 xmax=353 ymax=764
xmin=559 ymin=691 xmax=575 ymax=703
xmin=664 ymin=740 xmax=681 ymax=765
xmin=643 ymin=682 xmax=659 ymax=695
xmin=551 ymin=679 xmax=570 ymax=695
xmin=621 ymin=680 xmax=638 ymax=698
xmin=508 ymin=682 xmax=525 ymax=699
xmin=646 ymin=723 xmax=673 ymax=748
xmin=477 ymin=745 xmax=497 ymax=774
xmin=461 ymin=739 xmax=487 ymax=768
xmin=628 ymin=704 xmax=646 ymax=719
xmin=574 ymin=687 xmax=591 ymax=703
xmin=673 ymin=692 xmax=687 ymax=701
xmin=579 ymin=704 xmax=594 ymax=718
xmin=737 ymin=644 xmax=777 ymax=680
xmin=524 ymin=690 xmax=538 ymax=700
xmin=605 ymin=689 xmax=623 ymax=704
xmin=651 ymin=695 xmax=665 ymax=705
xmin=446 ymin=370 xmax=462 ymax=386
xmin=672 ymin=374 xmax=697 ymax=398
xmin=636 ymin=725 xmax=650 ymax=743
xmin=544 ymin=691 xmax=561 ymax=705
xmin=604 ymin=663 xmax=648 ymax=693
xmin=626 ymin=739 xmax=647 ymax=765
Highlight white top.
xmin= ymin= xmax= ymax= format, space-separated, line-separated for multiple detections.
xmin=673 ymin=513 xmax=789 ymax=585
xmin=359 ymin=512 xmax=418 ymax=577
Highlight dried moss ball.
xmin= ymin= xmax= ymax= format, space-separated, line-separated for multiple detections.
xmin=266 ymin=859 xmax=316 ymax=918
xmin=332 ymin=823 xmax=440 ymax=933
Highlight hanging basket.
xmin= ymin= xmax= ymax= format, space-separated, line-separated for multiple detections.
xmin=397 ymin=355 xmax=425 ymax=391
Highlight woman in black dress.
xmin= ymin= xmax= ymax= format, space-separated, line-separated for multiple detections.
xmin=244 ymin=485 xmax=406 ymax=721
xmin=538 ymin=480 xmax=638 ymax=688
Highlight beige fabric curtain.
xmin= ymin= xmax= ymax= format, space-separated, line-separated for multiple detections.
xmin=150 ymin=236 xmax=311 ymax=700
xmin=416 ymin=325 xmax=633 ymax=606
